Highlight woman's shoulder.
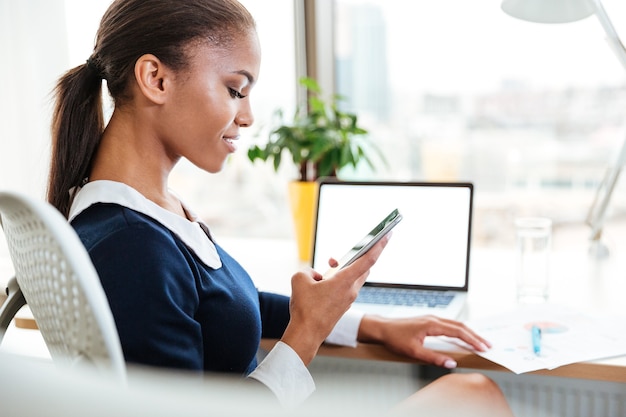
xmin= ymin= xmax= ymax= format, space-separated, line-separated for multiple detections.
xmin=71 ymin=203 xmax=177 ymax=251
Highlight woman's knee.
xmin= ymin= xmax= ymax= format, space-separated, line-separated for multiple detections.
xmin=393 ymin=372 xmax=513 ymax=417
xmin=439 ymin=372 xmax=505 ymax=399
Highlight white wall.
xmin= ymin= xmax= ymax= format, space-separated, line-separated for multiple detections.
xmin=0 ymin=0 xmax=69 ymax=198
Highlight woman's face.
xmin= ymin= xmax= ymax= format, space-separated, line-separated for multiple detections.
xmin=158 ymin=30 xmax=261 ymax=173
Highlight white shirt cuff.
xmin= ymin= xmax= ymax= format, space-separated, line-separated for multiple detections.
xmin=325 ymin=308 xmax=365 ymax=347
xmin=248 ymin=341 xmax=315 ymax=408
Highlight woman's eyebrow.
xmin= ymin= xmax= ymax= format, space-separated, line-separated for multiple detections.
xmin=233 ymin=70 xmax=255 ymax=85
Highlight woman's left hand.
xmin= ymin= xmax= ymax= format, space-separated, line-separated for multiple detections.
xmin=357 ymin=314 xmax=491 ymax=369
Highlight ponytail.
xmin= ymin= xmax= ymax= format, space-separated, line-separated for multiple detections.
xmin=48 ymin=60 xmax=104 ymax=217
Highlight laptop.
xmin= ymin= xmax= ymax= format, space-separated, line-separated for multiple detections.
xmin=311 ymin=179 xmax=473 ymax=320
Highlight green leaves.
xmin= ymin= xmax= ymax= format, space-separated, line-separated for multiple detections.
xmin=247 ymin=77 xmax=383 ymax=181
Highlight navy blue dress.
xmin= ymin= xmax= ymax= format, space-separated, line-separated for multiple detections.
xmin=72 ymin=203 xmax=290 ymax=375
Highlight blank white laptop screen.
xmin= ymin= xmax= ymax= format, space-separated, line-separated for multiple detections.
xmin=312 ymin=181 xmax=472 ymax=291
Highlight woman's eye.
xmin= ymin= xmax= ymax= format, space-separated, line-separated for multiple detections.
xmin=229 ymin=88 xmax=246 ymax=99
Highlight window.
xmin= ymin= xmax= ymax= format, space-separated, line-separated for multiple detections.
xmin=328 ymin=0 xmax=626 ymax=247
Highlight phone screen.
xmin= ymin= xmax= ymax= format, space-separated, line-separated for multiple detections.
xmin=324 ymin=208 xmax=402 ymax=277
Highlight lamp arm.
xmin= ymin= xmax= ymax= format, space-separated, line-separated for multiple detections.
xmin=584 ymin=0 xmax=626 ymax=249
xmin=590 ymin=0 xmax=626 ymax=70
xmin=586 ymin=136 xmax=626 ymax=241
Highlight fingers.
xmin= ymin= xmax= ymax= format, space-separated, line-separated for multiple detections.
xmin=410 ymin=345 xmax=459 ymax=369
xmin=428 ymin=317 xmax=491 ymax=352
xmin=412 ymin=317 xmax=490 ymax=367
xmin=311 ymin=268 xmax=324 ymax=282
xmin=380 ymin=315 xmax=492 ymax=368
xmin=289 ymin=268 xmax=324 ymax=295
xmin=327 ymin=268 xmax=370 ymax=305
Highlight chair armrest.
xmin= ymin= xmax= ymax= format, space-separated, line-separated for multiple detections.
xmin=0 ymin=276 xmax=26 ymax=342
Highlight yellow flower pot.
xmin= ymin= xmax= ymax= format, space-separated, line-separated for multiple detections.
xmin=287 ymin=181 xmax=318 ymax=262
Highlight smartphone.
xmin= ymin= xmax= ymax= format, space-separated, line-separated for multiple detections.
xmin=323 ymin=208 xmax=402 ymax=278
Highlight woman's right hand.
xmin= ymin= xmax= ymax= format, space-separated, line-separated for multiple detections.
xmin=280 ymin=233 xmax=391 ymax=365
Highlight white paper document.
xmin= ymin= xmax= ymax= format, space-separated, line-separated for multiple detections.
xmin=458 ymin=304 xmax=626 ymax=374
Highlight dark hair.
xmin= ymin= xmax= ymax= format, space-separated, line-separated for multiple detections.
xmin=48 ymin=0 xmax=256 ymax=217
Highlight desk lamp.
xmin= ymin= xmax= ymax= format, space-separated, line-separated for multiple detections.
xmin=501 ymin=0 xmax=626 ymax=258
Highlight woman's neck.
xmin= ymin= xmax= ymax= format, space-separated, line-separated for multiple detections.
xmin=88 ymin=111 xmax=186 ymax=218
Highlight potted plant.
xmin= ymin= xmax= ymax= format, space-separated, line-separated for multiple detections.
xmin=248 ymin=77 xmax=383 ymax=261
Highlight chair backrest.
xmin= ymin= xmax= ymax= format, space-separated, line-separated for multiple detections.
xmin=0 ymin=191 xmax=125 ymax=380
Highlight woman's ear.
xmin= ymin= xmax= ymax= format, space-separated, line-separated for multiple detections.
xmin=134 ymin=54 xmax=169 ymax=104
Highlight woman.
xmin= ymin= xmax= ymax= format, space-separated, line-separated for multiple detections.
xmin=48 ymin=0 xmax=514 ymax=415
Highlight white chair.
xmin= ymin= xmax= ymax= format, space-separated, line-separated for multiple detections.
xmin=0 ymin=191 xmax=125 ymax=380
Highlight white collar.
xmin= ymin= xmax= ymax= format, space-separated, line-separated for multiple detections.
xmin=68 ymin=180 xmax=222 ymax=269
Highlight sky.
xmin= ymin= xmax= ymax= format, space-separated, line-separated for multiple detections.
xmin=338 ymin=0 xmax=626 ymax=93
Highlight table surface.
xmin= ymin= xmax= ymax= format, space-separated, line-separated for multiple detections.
xmin=217 ymin=236 xmax=626 ymax=383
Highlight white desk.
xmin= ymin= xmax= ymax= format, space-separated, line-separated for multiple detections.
xmin=217 ymin=236 xmax=626 ymax=383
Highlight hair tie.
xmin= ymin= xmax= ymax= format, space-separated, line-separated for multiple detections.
xmin=86 ymin=56 xmax=104 ymax=80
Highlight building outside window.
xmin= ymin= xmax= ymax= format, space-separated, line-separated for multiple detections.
xmin=329 ymin=0 xmax=626 ymax=249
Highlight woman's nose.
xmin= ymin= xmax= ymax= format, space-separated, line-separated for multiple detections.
xmin=235 ymin=102 xmax=254 ymax=128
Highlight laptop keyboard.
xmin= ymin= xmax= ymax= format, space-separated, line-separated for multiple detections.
xmin=356 ymin=287 xmax=454 ymax=308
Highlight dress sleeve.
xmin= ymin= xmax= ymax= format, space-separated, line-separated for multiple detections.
xmin=258 ymin=292 xmax=290 ymax=339
xmin=88 ymin=223 xmax=204 ymax=371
